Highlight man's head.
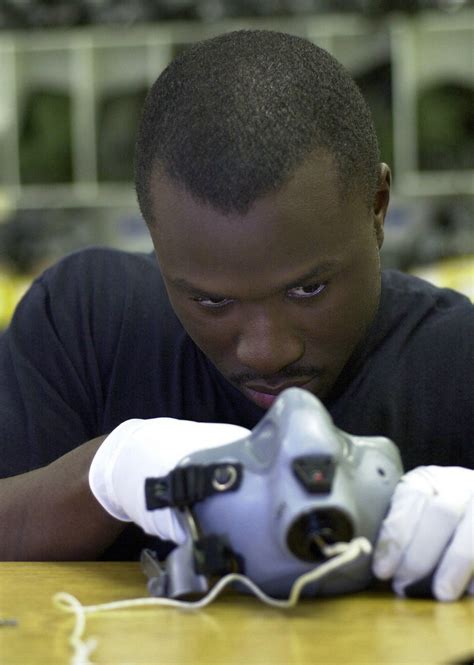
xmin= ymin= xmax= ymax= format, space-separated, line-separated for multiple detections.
xmin=134 ymin=30 xmax=391 ymax=409
xmin=135 ymin=29 xmax=380 ymax=218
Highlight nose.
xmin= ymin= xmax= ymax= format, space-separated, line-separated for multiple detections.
xmin=235 ymin=306 xmax=304 ymax=375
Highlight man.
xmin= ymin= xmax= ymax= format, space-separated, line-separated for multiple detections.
xmin=0 ymin=31 xmax=472 ymax=601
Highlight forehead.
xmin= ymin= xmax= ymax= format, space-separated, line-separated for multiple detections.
xmin=148 ymin=152 xmax=370 ymax=293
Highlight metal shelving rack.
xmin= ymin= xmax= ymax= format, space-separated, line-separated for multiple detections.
xmin=0 ymin=10 xmax=472 ymax=217
xmin=390 ymin=11 xmax=473 ymax=197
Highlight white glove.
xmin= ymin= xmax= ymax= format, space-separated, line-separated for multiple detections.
xmin=89 ymin=418 xmax=250 ymax=544
xmin=372 ymin=466 xmax=474 ymax=601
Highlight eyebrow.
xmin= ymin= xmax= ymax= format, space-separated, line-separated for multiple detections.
xmin=169 ymin=277 xmax=227 ymax=300
xmin=284 ymin=261 xmax=338 ymax=290
xmin=169 ymin=261 xmax=339 ymax=299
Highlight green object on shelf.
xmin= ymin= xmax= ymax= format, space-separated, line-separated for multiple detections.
xmin=19 ymin=90 xmax=72 ymax=184
xmin=417 ymin=83 xmax=474 ymax=171
xmin=97 ymin=89 xmax=148 ymax=182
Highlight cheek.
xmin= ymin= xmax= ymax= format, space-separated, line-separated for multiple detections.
xmin=187 ymin=318 xmax=233 ymax=358
xmin=303 ymin=264 xmax=381 ymax=354
xmin=168 ymin=299 xmax=235 ymax=361
xmin=309 ymin=299 xmax=374 ymax=349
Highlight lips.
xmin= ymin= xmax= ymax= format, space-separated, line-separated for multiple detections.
xmin=242 ymin=378 xmax=314 ymax=410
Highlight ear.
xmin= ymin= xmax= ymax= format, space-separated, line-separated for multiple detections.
xmin=373 ymin=163 xmax=391 ymax=249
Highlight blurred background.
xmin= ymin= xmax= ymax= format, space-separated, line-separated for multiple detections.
xmin=0 ymin=0 xmax=473 ymax=328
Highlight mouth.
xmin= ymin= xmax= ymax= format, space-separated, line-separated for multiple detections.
xmin=241 ymin=378 xmax=316 ymax=410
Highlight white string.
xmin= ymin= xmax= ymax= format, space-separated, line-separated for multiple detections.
xmin=53 ymin=537 xmax=372 ymax=665
xmin=55 ymin=592 xmax=98 ymax=665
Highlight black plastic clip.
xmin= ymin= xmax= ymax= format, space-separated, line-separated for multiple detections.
xmin=145 ymin=462 xmax=243 ymax=510
xmin=193 ymin=534 xmax=245 ymax=577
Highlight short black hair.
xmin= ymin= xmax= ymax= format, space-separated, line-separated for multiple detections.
xmin=135 ymin=29 xmax=380 ymax=221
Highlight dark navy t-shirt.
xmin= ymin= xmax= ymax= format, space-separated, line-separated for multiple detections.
xmin=1 ymin=248 xmax=472 ymax=557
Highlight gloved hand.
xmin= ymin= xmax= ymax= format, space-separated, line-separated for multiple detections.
xmin=89 ymin=418 xmax=250 ymax=544
xmin=372 ymin=466 xmax=474 ymax=601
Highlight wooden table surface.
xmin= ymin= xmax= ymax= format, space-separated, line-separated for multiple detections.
xmin=0 ymin=562 xmax=472 ymax=665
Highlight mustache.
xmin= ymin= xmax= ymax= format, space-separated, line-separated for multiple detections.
xmin=229 ymin=366 xmax=323 ymax=387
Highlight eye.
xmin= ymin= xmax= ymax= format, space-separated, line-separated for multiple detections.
xmin=192 ymin=296 xmax=235 ymax=310
xmin=287 ymin=283 xmax=327 ymax=300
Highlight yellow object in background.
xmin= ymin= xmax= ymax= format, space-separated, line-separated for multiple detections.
xmin=0 ymin=271 xmax=31 ymax=330
xmin=410 ymin=255 xmax=474 ymax=302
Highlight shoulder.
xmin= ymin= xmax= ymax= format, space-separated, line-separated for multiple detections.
xmin=381 ymin=269 xmax=472 ymax=310
xmin=380 ymin=269 xmax=473 ymax=347
xmin=379 ymin=271 xmax=472 ymax=466
xmin=21 ymin=246 xmax=170 ymax=321
xmin=373 ymin=271 xmax=473 ymax=390
xmin=339 ymin=270 xmax=473 ymax=466
xmin=37 ymin=246 xmax=163 ymax=291
xmin=9 ymin=246 xmax=181 ymax=371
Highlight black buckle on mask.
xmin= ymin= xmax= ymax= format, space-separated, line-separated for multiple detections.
xmin=145 ymin=463 xmax=243 ymax=510
xmin=194 ymin=534 xmax=245 ymax=577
